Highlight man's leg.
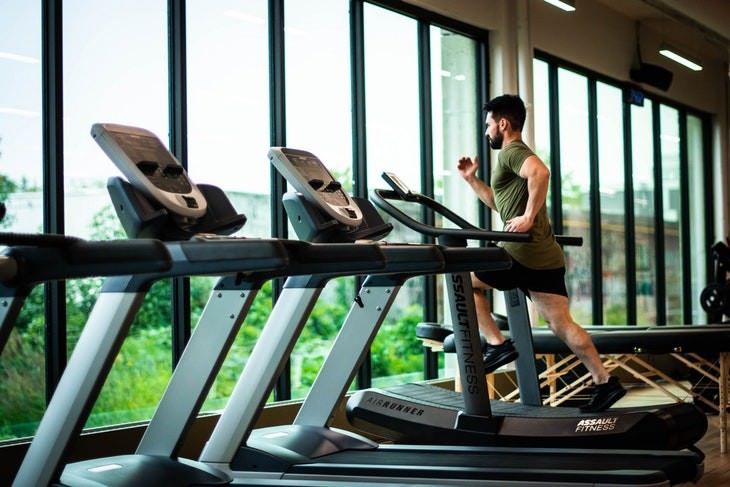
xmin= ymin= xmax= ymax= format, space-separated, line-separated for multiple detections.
xmin=471 ymin=273 xmax=506 ymax=345
xmin=531 ymin=291 xmax=625 ymax=411
xmin=472 ymin=273 xmax=519 ymax=372
xmin=530 ymin=291 xmax=608 ymax=383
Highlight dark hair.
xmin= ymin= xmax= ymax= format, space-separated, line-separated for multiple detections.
xmin=483 ymin=94 xmax=526 ymax=131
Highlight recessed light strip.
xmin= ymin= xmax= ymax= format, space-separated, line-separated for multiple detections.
xmin=658 ymin=47 xmax=703 ymax=72
xmin=0 ymin=51 xmax=40 ymax=64
xmin=544 ymin=0 xmax=576 ymax=12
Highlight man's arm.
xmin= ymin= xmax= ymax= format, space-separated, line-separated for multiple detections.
xmin=504 ymin=155 xmax=550 ymax=232
xmin=457 ymin=156 xmax=498 ymax=211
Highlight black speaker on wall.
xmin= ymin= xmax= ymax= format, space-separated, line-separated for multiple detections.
xmin=630 ymin=62 xmax=673 ymax=91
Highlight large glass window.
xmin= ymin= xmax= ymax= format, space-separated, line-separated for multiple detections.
xmin=187 ymin=0 xmax=270 ymax=236
xmin=285 ymin=0 xmax=351 ymax=178
xmin=557 ymin=68 xmax=592 ymax=324
xmin=631 ymin=100 xmax=657 ymax=324
xmin=0 ymin=0 xmax=44 ymax=441
xmin=62 ymin=0 xmax=171 ymax=429
xmin=596 ymin=82 xmax=626 ymax=324
xmin=430 ymin=25 xmax=481 ymax=373
xmin=364 ymin=4 xmax=420 ymax=196
xmin=536 ymin=54 xmax=710 ymax=327
xmin=185 ymin=0 xmax=273 ymax=411
xmin=431 ymin=26 xmax=480 ymax=225
xmin=687 ymin=114 xmax=707 ymax=324
xmin=532 ymin=60 xmax=551 ymax=173
xmin=363 ymin=4 xmax=424 ymax=386
xmin=284 ymin=0 xmax=355 ymax=399
xmin=2 ymin=0 xmax=491 ymax=445
xmin=660 ymin=104 xmax=682 ymax=323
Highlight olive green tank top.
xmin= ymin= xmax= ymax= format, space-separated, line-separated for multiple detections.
xmin=491 ymin=140 xmax=564 ymax=270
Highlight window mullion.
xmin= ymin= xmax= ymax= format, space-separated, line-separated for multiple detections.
xmin=588 ymin=79 xmax=603 ymax=324
xmin=622 ymin=93 xmax=637 ymax=326
xmin=678 ymin=111 xmax=692 ymax=324
xmin=42 ymin=0 xmax=67 ymax=403
xmin=168 ymin=0 xmax=191 ymax=368
xmin=652 ymin=102 xmax=666 ymax=325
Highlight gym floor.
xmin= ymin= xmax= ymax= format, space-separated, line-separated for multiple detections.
xmin=678 ymin=415 xmax=728 ymax=487
xmin=620 ymin=385 xmax=728 ymax=487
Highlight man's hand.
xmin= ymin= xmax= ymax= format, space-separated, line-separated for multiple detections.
xmin=457 ymin=156 xmax=479 ymax=182
xmin=505 ymin=214 xmax=533 ymax=233
xmin=457 ymin=155 xmax=497 ymax=211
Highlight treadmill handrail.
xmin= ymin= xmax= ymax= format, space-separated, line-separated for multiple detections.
xmin=371 ymin=189 xmax=583 ymax=247
xmin=0 ymin=231 xmax=83 ymax=247
xmin=370 ymin=188 xmax=531 ymax=243
xmin=1 ymin=236 xmax=172 ymax=286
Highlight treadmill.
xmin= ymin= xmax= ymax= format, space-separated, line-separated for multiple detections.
xmin=194 ymin=147 xmax=704 ymax=486
xmin=345 ymin=174 xmax=707 ymax=451
xmin=11 ymin=125 xmax=390 ymax=487
xmin=344 ymin=173 xmax=707 ymax=450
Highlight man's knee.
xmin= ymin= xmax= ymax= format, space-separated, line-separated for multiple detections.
xmin=553 ymin=320 xmax=593 ymax=349
xmin=471 ymin=272 xmax=489 ymax=290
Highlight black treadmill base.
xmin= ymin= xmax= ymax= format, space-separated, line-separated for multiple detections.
xmin=347 ymin=383 xmax=708 ymax=451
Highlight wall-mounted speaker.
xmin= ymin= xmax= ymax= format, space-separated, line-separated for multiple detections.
xmin=630 ymin=62 xmax=673 ymax=91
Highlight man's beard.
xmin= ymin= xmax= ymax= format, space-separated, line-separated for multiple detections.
xmin=488 ymin=130 xmax=504 ymax=150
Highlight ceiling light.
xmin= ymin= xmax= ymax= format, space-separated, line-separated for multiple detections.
xmin=658 ymin=44 xmax=703 ymax=71
xmin=544 ymin=0 xmax=576 ymax=12
xmin=0 ymin=107 xmax=40 ymax=118
xmin=0 ymin=51 xmax=39 ymax=64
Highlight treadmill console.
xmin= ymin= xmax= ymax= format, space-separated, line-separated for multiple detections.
xmin=382 ymin=171 xmax=415 ymax=201
xmin=269 ymin=147 xmax=363 ymax=228
xmin=91 ymin=123 xmax=207 ymax=219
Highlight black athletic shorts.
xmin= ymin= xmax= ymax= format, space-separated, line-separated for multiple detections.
xmin=474 ymin=258 xmax=568 ymax=298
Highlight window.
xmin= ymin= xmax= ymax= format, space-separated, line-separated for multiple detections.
xmin=596 ymin=82 xmax=626 ymax=324
xmin=187 ymin=0 xmax=270 ymax=236
xmin=687 ymin=114 xmax=707 ymax=324
xmin=0 ymin=0 xmax=43 ymax=441
xmin=186 ymin=0 xmax=273 ymax=411
xmin=285 ymin=0 xmax=352 ymax=180
xmin=430 ymin=25 xmax=482 ymax=373
xmin=364 ymin=4 xmax=420 ymax=197
xmin=532 ymin=60 xmax=551 ymax=180
xmin=431 ymin=26 xmax=480 ymax=225
xmin=631 ymin=100 xmax=657 ymax=324
xmin=283 ymin=0 xmax=357 ymax=399
xmin=2 ymin=0 xmax=491 ymax=440
xmin=363 ymin=3 xmax=424 ymax=386
xmin=557 ymin=68 xmax=592 ymax=324
xmin=62 ymin=0 xmax=170 ymax=429
xmin=659 ymin=104 xmax=682 ymax=323
xmin=535 ymin=53 xmax=711 ymax=327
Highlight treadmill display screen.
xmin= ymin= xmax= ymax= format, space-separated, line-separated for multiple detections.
xmin=105 ymin=130 xmax=193 ymax=194
xmin=283 ymin=150 xmax=350 ymax=207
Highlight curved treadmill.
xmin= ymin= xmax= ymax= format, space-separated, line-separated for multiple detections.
xmin=343 ymin=179 xmax=707 ymax=454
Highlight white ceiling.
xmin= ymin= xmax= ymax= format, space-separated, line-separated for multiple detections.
xmin=596 ymin=0 xmax=730 ymax=50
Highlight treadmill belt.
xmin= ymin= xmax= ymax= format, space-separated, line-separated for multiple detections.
xmin=385 ymin=383 xmax=586 ymax=416
xmin=386 ymin=383 xmax=683 ymax=417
